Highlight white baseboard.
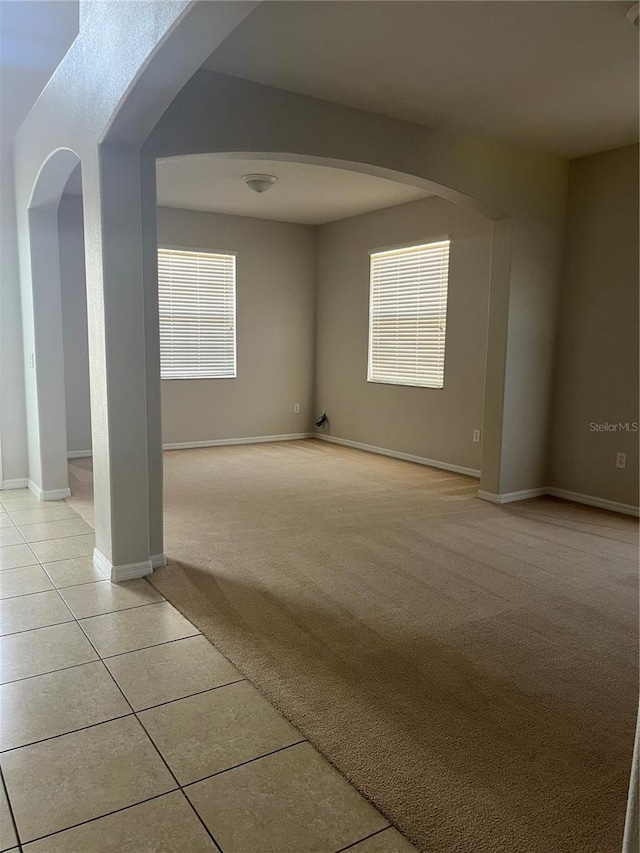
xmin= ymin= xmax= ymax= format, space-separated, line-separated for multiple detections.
xmin=28 ymin=480 xmax=71 ymax=502
xmin=68 ymin=435 xmax=314 ymax=457
xmin=478 ymin=486 xmax=639 ymax=517
xmin=477 ymin=488 xmax=547 ymax=505
xmin=151 ymin=553 xmax=167 ymax=569
xmin=94 ymin=548 xmax=153 ymax=583
xmin=163 ymin=433 xmax=314 ymax=451
xmin=313 ymin=433 xmax=481 ymax=478
xmin=1 ymin=478 xmax=28 ymax=490
xmin=546 ymin=487 xmax=639 ymax=518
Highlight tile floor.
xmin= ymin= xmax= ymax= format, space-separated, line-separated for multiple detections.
xmin=0 ymin=489 xmax=416 ymax=853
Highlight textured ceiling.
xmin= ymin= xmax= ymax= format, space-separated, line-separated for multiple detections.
xmin=205 ymin=1 xmax=639 ymax=158
xmin=66 ymin=155 xmax=431 ymax=224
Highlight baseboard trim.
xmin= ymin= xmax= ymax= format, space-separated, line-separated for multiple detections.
xmin=477 ymin=488 xmax=547 ymax=505
xmin=28 ymin=480 xmax=71 ymax=502
xmin=1 ymin=478 xmax=28 ymax=490
xmin=67 ymin=450 xmax=92 ymax=459
xmin=94 ymin=548 xmax=153 ymax=583
xmin=313 ymin=434 xmax=481 ymax=478
xmin=546 ymin=487 xmax=640 ymax=518
xmin=478 ymin=487 xmax=639 ymax=517
xmin=163 ymin=433 xmax=314 ymax=451
xmin=151 ymin=553 xmax=167 ymax=569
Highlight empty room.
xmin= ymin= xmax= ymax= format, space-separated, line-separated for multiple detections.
xmin=0 ymin=3 xmax=638 ymax=852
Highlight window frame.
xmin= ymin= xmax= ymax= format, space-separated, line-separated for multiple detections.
xmin=367 ymin=236 xmax=451 ymax=390
xmin=157 ymin=243 xmax=238 ymax=382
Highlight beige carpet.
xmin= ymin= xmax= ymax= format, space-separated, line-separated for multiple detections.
xmin=68 ymin=440 xmax=639 ymax=852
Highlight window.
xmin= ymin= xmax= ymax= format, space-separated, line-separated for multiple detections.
xmin=368 ymin=239 xmax=450 ymax=389
xmin=158 ymin=247 xmax=236 ymax=380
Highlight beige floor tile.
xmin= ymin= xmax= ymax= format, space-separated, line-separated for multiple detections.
xmin=60 ymin=578 xmax=164 ymax=619
xmin=349 ymin=828 xmax=418 ymax=852
xmin=1 ymin=716 xmax=176 ymax=843
xmin=140 ymin=681 xmax=300 ymax=785
xmin=0 ymin=782 xmax=17 ymax=852
xmin=30 ymin=534 xmax=94 ymax=563
xmin=0 ymin=661 xmax=131 ymax=751
xmin=0 ymin=621 xmax=98 ymax=684
xmin=42 ymin=556 xmax=105 ymax=588
xmin=19 ymin=518 xmax=93 ymax=543
xmin=105 ymin=635 xmax=241 ymax=711
xmin=186 ymin=742 xmax=387 ymax=853
xmin=0 ymin=544 xmax=37 ymax=571
xmin=8 ymin=505 xmax=78 ymax=525
xmin=80 ymin=601 xmax=198 ymax=658
xmin=0 ymin=515 xmax=15 ymax=529
xmin=22 ymin=791 xmax=217 ymax=853
xmin=0 ymin=566 xmax=53 ymax=600
xmin=0 ymin=590 xmax=73 ymax=636
xmin=0 ymin=489 xmax=30 ymax=498
xmin=0 ymin=495 xmax=40 ymax=511
xmin=0 ymin=529 xmax=23 ymax=548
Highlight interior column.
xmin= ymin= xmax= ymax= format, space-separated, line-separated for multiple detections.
xmin=82 ymin=144 xmax=157 ymax=581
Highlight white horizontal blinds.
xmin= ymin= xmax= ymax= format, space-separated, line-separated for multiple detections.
xmin=368 ymin=240 xmax=450 ymax=389
xmin=158 ymin=248 xmax=236 ymax=380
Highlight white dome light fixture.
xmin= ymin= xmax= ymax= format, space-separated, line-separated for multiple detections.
xmin=242 ymin=174 xmax=278 ymax=194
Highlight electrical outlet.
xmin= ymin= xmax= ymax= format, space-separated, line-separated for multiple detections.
xmin=616 ymin=452 xmax=627 ymax=469
xmin=472 ymin=429 xmax=481 ymax=443
xmin=294 ymin=403 xmax=300 ymax=414
xmin=29 ymin=352 xmax=35 ymax=369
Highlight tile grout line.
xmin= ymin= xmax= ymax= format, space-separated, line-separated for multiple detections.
xmin=0 ymin=763 xmax=22 ymax=852
xmin=0 ymin=678 xmax=246 ymax=754
xmin=333 ymin=825 xmax=393 ymax=852
xmin=0 ymin=707 xmax=135 ymax=755
xmin=15 ymin=790 xmax=180 ymax=849
xmin=1 ymin=614 xmax=75 ymax=638
xmin=0 ymin=634 xmax=203 ymax=687
xmin=181 ymin=739 xmax=308 ymax=791
xmin=132 ymin=705 xmax=226 ymax=853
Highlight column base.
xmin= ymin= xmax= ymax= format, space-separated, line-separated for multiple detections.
xmin=151 ymin=553 xmax=167 ymax=569
xmin=28 ymin=480 xmax=72 ymax=501
xmin=94 ymin=548 xmax=153 ymax=583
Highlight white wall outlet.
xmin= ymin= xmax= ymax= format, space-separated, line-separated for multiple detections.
xmin=616 ymin=452 xmax=627 ymax=469
xmin=472 ymin=429 xmax=481 ymax=443
xmin=29 ymin=352 xmax=35 ymax=369
xmin=294 ymin=403 xmax=300 ymax=414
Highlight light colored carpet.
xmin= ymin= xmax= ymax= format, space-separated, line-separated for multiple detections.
xmin=68 ymin=440 xmax=639 ymax=852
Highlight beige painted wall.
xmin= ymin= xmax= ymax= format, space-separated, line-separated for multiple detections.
xmin=157 ymin=207 xmax=316 ymax=444
xmin=59 ymin=195 xmax=92 ymax=454
xmin=550 ymin=144 xmax=639 ymax=507
xmin=59 ymin=201 xmax=316 ymax=451
xmin=315 ymin=196 xmax=492 ymax=471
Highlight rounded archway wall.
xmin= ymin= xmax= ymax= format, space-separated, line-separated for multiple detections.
xmin=21 ymin=147 xmax=82 ymax=498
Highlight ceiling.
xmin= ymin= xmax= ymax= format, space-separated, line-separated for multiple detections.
xmin=205 ymin=1 xmax=639 ymax=158
xmin=0 ymin=0 xmax=78 ymax=143
xmin=66 ymin=156 xmax=431 ymax=224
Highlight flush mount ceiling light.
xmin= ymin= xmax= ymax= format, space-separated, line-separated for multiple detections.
xmin=242 ymin=174 xmax=278 ymax=194
xmin=627 ymin=2 xmax=640 ymax=27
